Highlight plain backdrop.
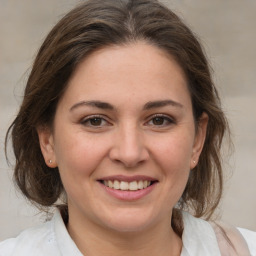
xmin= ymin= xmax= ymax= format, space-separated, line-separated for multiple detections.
xmin=0 ymin=0 xmax=256 ymax=240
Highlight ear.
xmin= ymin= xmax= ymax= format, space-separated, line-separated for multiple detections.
xmin=37 ymin=126 xmax=57 ymax=168
xmin=190 ymin=112 xmax=208 ymax=169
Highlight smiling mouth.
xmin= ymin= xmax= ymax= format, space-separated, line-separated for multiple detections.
xmin=99 ymin=180 xmax=157 ymax=191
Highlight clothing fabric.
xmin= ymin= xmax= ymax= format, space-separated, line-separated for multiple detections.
xmin=181 ymin=211 xmax=256 ymax=255
xmin=0 ymin=211 xmax=255 ymax=255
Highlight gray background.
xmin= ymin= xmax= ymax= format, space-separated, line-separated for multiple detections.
xmin=0 ymin=0 xmax=255 ymax=240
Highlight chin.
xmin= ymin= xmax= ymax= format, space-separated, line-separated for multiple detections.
xmin=107 ymin=220 xmax=152 ymax=233
xmin=98 ymin=209 xmax=158 ymax=233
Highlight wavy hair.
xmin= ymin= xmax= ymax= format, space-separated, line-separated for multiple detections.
xmin=5 ymin=0 xmax=230 ymax=236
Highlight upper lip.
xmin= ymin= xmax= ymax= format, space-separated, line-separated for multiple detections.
xmin=98 ymin=175 xmax=158 ymax=182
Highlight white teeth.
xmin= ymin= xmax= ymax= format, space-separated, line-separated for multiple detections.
xmin=138 ymin=180 xmax=144 ymax=189
xmin=120 ymin=181 xmax=129 ymax=190
xmin=103 ymin=180 xmax=152 ymax=191
xmin=113 ymin=180 xmax=120 ymax=190
xmin=108 ymin=180 xmax=114 ymax=188
xmin=129 ymin=181 xmax=138 ymax=191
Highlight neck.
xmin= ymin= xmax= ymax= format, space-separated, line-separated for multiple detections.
xmin=67 ymin=212 xmax=182 ymax=256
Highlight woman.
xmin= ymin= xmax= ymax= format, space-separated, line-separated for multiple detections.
xmin=1 ymin=0 xmax=255 ymax=255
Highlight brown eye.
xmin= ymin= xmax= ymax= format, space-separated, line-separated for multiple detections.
xmin=146 ymin=115 xmax=174 ymax=127
xmin=81 ymin=116 xmax=109 ymax=127
xmin=89 ymin=117 xmax=103 ymax=126
xmin=152 ymin=117 xmax=165 ymax=125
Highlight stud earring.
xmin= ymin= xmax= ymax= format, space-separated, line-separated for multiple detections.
xmin=49 ymin=160 xmax=52 ymax=164
xmin=193 ymin=160 xmax=196 ymax=164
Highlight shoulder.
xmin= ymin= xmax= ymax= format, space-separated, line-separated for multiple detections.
xmin=181 ymin=211 xmax=255 ymax=255
xmin=181 ymin=211 xmax=222 ymax=255
xmin=210 ymin=221 xmax=256 ymax=255
xmin=0 ymin=218 xmax=60 ymax=256
xmin=237 ymin=227 xmax=256 ymax=255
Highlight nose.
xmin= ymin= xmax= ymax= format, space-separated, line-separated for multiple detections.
xmin=109 ymin=124 xmax=149 ymax=168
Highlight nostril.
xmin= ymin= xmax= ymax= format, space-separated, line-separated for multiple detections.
xmin=108 ymin=139 xmax=149 ymax=168
xmin=111 ymin=157 xmax=145 ymax=169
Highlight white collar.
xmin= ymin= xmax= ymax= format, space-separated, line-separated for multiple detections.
xmin=52 ymin=210 xmax=221 ymax=255
xmin=181 ymin=211 xmax=221 ymax=256
xmin=53 ymin=211 xmax=83 ymax=256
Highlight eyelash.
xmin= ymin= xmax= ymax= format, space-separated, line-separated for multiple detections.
xmin=80 ymin=114 xmax=175 ymax=128
xmin=145 ymin=114 xmax=175 ymax=127
xmin=80 ymin=115 xmax=110 ymax=127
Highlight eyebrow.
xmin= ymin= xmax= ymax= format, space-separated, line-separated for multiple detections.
xmin=70 ymin=99 xmax=183 ymax=112
xmin=70 ymin=100 xmax=114 ymax=111
xmin=143 ymin=100 xmax=183 ymax=110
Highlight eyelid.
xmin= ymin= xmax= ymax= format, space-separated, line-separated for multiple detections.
xmin=80 ymin=114 xmax=111 ymax=127
xmin=145 ymin=113 xmax=176 ymax=126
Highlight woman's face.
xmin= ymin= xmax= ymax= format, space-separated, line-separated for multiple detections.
xmin=39 ymin=42 xmax=207 ymax=233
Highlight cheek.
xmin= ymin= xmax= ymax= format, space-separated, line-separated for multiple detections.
xmin=53 ymin=132 xmax=109 ymax=181
xmin=150 ymin=132 xmax=194 ymax=171
xmin=149 ymin=132 xmax=193 ymax=200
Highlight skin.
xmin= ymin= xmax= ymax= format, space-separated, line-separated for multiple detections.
xmin=38 ymin=41 xmax=208 ymax=256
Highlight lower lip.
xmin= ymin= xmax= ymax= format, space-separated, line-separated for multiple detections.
xmin=99 ymin=182 xmax=157 ymax=201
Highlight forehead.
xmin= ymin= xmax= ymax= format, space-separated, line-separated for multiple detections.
xmin=60 ymin=42 xmax=191 ymax=110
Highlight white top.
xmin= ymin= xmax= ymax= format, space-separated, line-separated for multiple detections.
xmin=0 ymin=211 xmax=255 ymax=256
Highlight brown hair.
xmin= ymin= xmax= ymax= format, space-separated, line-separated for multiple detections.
xmin=5 ymin=0 xmax=229 ymax=236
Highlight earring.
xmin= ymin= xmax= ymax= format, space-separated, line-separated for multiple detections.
xmin=49 ymin=160 xmax=52 ymax=164
xmin=193 ymin=160 xmax=196 ymax=164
